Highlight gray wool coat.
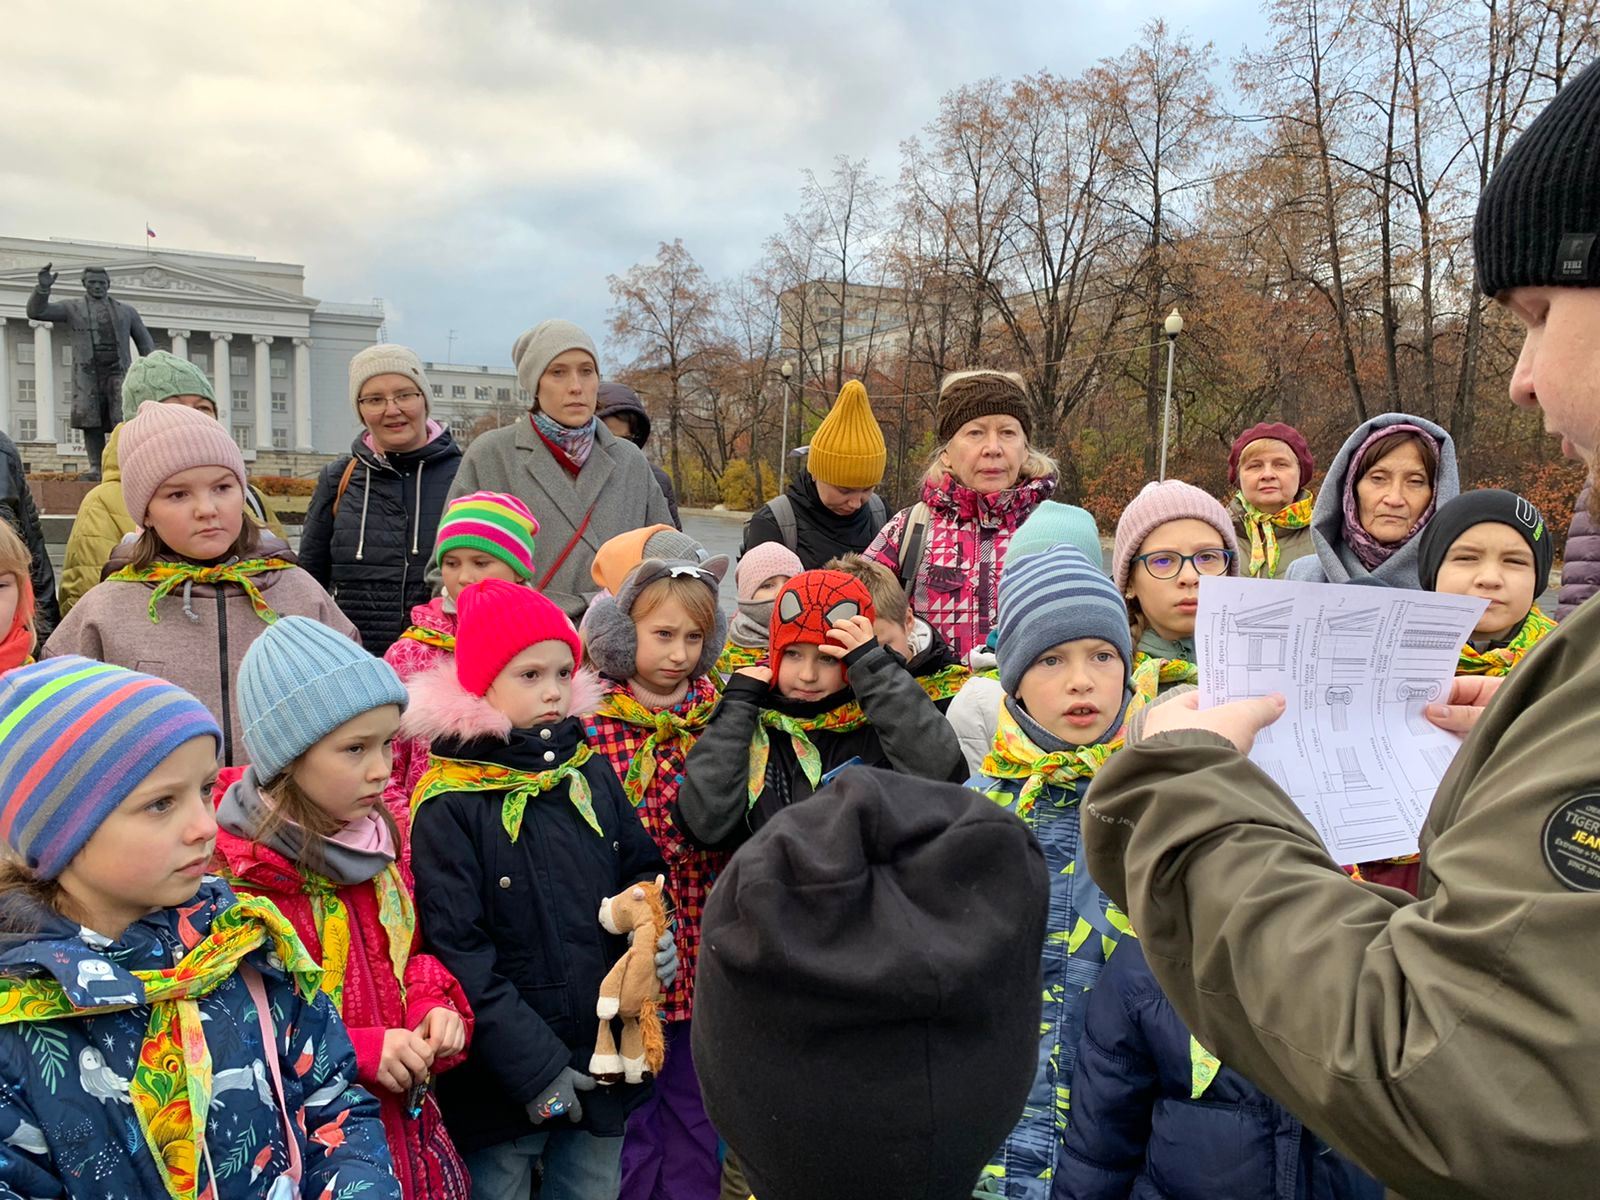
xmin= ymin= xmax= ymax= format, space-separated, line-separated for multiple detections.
xmin=445 ymin=417 xmax=673 ymax=619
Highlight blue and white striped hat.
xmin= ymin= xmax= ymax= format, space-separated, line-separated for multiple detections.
xmin=996 ymin=544 xmax=1133 ymax=697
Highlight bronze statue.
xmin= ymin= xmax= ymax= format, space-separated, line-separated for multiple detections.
xmin=26 ymin=263 xmax=154 ymax=480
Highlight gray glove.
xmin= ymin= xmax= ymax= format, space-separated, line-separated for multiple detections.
xmin=526 ymin=1067 xmax=596 ymax=1125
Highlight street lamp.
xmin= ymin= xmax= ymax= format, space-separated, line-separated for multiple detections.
xmin=778 ymin=360 xmax=795 ymax=492
xmin=1158 ymin=308 xmax=1183 ymax=481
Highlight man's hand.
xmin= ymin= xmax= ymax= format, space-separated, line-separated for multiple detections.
xmin=1425 ymin=675 xmax=1504 ymax=735
xmin=1138 ymin=691 xmax=1287 ymax=755
xmin=36 ymin=264 xmax=56 ymax=292
xmin=820 ymin=614 xmax=876 ymax=659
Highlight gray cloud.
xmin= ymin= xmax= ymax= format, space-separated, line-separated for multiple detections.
xmin=3 ymin=0 xmax=1259 ymax=368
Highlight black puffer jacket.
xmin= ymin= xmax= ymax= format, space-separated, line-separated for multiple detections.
xmin=740 ymin=467 xmax=886 ymax=570
xmin=298 ymin=426 xmax=461 ymax=654
xmin=0 ymin=430 xmax=59 ymax=639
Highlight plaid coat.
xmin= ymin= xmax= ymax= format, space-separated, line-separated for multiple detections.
xmin=865 ymin=472 xmax=1055 ymax=659
xmin=583 ymin=675 xmax=728 ymax=1022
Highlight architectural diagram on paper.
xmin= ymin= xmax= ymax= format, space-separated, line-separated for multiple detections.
xmin=1195 ymin=577 xmax=1487 ymax=863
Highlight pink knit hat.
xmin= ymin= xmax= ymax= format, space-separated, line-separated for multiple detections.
xmin=434 ymin=491 xmax=540 ymax=580
xmin=455 ymin=578 xmax=582 ymax=696
xmin=119 ymin=400 xmax=248 ymax=524
xmin=736 ymin=542 xmax=804 ymax=602
xmin=1111 ymin=480 xmax=1241 ymax=594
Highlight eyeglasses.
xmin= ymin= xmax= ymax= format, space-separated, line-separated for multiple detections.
xmin=357 ymin=388 xmax=425 ymax=412
xmin=1132 ymin=548 xmax=1234 ymax=580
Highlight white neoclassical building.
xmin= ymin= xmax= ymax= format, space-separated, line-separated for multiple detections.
xmin=0 ymin=235 xmax=383 ymax=473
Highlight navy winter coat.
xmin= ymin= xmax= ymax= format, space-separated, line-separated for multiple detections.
xmin=1056 ymin=940 xmax=1381 ymax=1200
xmin=0 ymin=878 xmax=399 ymax=1199
xmin=298 ymin=426 xmax=462 ymax=654
xmin=410 ymin=716 xmax=667 ymax=1154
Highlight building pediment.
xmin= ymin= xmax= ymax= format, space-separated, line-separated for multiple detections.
xmin=0 ymin=258 xmax=319 ymax=310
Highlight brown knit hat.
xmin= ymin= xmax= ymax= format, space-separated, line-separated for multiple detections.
xmin=936 ymin=370 xmax=1032 ymax=442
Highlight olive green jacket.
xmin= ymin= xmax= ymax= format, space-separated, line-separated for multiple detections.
xmin=1082 ymin=594 xmax=1600 ymax=1199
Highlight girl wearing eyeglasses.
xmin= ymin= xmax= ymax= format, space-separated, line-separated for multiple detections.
xmin=1111 ymin=481 xmax=1242 ymax=695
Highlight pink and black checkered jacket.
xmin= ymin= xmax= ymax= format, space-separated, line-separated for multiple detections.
xmin=865 ymin=472 xmax=1055 ymax=660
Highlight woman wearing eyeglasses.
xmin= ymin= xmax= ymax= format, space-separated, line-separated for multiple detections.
xmin=1284 ymin=412 xmax=1459 ymax=590
xmin=1111 ymin=480 xmax=1242 ymax=694
xmin=299 ymin=344 xmax=463 ymax=654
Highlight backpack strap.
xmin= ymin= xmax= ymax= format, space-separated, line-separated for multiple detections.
xmin=328 ymin=456 xmax=359 ymax=521
xmin=897 ymin=502 xmax=932 ymax=592
xmin=242 ymin=964 xmax=304 ymax=1185
xmin=768 ymin=494 xmax=798 ymax=552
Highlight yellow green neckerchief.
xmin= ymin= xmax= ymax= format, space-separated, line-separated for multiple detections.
xmin=398 ymin=624 xmax=456 ymax=653
xmin=0 ymin=895 xmax=320 ymax=1200
xmin=1236 ymin=490 xmax=1314 ymax=578
xmin=747 ymin=700 xmax=871 ymax=809
xmin=590 ymin=684 xmax=720 ymax=806
xmin=1456 ymin=606 xmax=1555 ymax=676
xmin=107 ymin=557 xmax=295 ymax=624
xmin=412 ymin=746 xmax=601 ymax=839
xmin=1132 ymin=650 xmax=1197 ymax=689
xmin=915 ymin=662 xmax=970 ymax=703
xmin=713 ymin=642 xmax=766 ymax=688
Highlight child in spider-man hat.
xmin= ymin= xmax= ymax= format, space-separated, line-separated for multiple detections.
xmin=676 ymin=568 xmax=964 ymax=849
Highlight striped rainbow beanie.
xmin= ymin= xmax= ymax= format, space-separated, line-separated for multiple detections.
xmin=0 ymin=658 xmax=221 ymax=879
xmin=434 ymin=491 xmax=539 ymax=581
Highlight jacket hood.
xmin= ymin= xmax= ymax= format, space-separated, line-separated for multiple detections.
xmin=0 ymin=877 xmax=243 ymax=1004
xmin=104 ymin=529 xmax=300 ymax=585
xmin=407 ymin=594 xmax=456 ymax=634
xmin=1304 ymin=412 xmax=1460 ymax=586
xmin=922 ymin=471 xmax=1057 ymax=526
xmin=595 ymin=383 xmax=651 ymax=446
xmin=401 ymin=658 xmax=603 ymax=744
xmin=101 ymin=423 xmax=123 ymax=481
xmin=787 ymin=467 xmax=883 ymax=541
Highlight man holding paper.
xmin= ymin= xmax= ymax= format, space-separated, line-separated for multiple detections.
xmin=1083 ymin=61 xmax=1600 ymax=1200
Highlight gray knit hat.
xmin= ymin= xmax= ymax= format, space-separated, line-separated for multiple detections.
xmin=348 ymin=343 xmax=431 ymax=413
xmin=511 ymin=320 xmax=599 ymax=406
xmin=237 ymin=616 xmax=408 ymax=780
xmin=996 ymin=544 xmax=1133 ymax=698
xmin=584 ymin=558 xmax=730 ymax=682
xmin=121 ymin=350 xmax=216 ymax=421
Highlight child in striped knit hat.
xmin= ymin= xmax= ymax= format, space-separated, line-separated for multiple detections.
xmin=382 ymin=491 xmax=539 ymax=845
xmin=0 ymin=657 xmax=400 ymax=1200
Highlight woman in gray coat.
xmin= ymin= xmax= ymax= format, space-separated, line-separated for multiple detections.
xmin=445 ymin=321 xmax=674 ymax=619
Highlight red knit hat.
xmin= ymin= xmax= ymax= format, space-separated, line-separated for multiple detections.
xmin=455 ymin=579 xmax=582 ymax=696
xmin=1228 ymin=422 xmax=1314 ymax=489
xmin=769 ymin=571 xmax=877 ymax=668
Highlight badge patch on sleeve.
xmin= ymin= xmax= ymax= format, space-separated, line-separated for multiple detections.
xmin=1541 ymin=795 xmax=1600 ymax=892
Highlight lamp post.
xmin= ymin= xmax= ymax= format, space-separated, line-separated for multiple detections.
xmin=1158 ymin=308 xmax=1183 ymax=481
xmin=778 ymin=359 xmax=795 ymax=492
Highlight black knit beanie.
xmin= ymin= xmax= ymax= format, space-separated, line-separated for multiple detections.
xmin=936 ymin=370 xmax=1033 ymax=442
xmin=1417 ymin=489 xmax=1552 ymax=592
xmin=1474 ymin=58 xmax=1600 ymax=295
xmin=693 ymin=767 xmax=1048 ymax=1200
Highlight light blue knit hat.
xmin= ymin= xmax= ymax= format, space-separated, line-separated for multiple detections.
xmin=996 ymin=544 xmax=1133 ymax=697
xmin=236 ymin=617 xmax=408 ymax=779
xmin=1003 ymin=501 xmax=1104 ymax=571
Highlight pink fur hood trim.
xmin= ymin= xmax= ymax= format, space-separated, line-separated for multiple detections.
xmin=400 ymin=660 xmax=602 ymax=744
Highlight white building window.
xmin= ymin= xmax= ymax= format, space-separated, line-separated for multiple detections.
xmin=431 ymin=384 xmax=443 ymax=398
xmin=272 ymin=428 xmax=288 ymax=450
xmin=233 ymin=425 xmax=254 ymax=450
xmin=60 ymin=345 xmax=72 ymax=366
xmin=232 ymin=391 xmax=249 ymax=412
xmin=271 ymin=392 xmax=287 ymax=413
xmin=518 ymin=388 xmax=530 ymax=404
xmin=15 ymin=381 xmax=33 ymax=403
xmin=14 ymin=343 xmax=32 ymax=365
xmin=452 ymin=385 xmax=465 ymax=398
xmin=64 ymin=424 xmax=83 ymax=448
xmin=497 ymin=387 xmax=511 ymax=402
xmin=474 ymin=386 xmax=490 ymax=401
xmin=17 ymin=419 xmax=35 ymax=442
xmin=231 ymin=355 xmax=248 ymax=377
xmin=192 ymin=352 xmax=208 ymax=371
xmin=271 ymin=358 xmax=287 ymax=379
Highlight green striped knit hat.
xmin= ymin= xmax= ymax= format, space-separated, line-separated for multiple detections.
xmin=433 ymin=491 xmax=539 ymax=580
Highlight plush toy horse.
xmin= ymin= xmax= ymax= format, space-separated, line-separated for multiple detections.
xmin=592 ymin=874 xmax=668 ymax=1085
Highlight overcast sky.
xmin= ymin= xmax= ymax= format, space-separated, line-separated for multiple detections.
xmin=5 ymin=0 xmax=1264 ymax=369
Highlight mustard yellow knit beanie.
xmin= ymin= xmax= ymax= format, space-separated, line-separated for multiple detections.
xmin=806 ymin=380 xmax=886 ymax=489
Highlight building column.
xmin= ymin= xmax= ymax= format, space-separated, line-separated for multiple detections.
xmin=293 ymin=337 xmax=313 ymax=451
xmin=0 ymin=320 xmax=10 ymax=438
xmin=210 ymin=332 xmax=232 ymax=414
xmin=30 ymin=321 xmax=55 ymax=444
xmin=168 ymin=329 xmax=190 ymax=360
xmin=252 ymin=335 xmax=273 ymax=451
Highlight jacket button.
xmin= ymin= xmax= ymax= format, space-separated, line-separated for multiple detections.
xmin=498 ymin=876 xmax=511 ymax=889
xmin=543 ymin=750 xmax=556 ymax=763
xmin=540 ymin=728 xmax=552 ymax=741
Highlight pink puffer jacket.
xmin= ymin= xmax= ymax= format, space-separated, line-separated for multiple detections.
xmin=865 ymin=472 xmax=1055 ymax=658
xmin=382 ymin=596 xmax=456 ymax=877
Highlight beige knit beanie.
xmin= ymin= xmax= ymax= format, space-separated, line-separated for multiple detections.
xmin=348 ymin=344 xmax=431 ymax=413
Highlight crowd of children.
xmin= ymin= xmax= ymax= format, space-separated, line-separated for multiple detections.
xmin=0 ymin=307 xmax=1566 ymax=1200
